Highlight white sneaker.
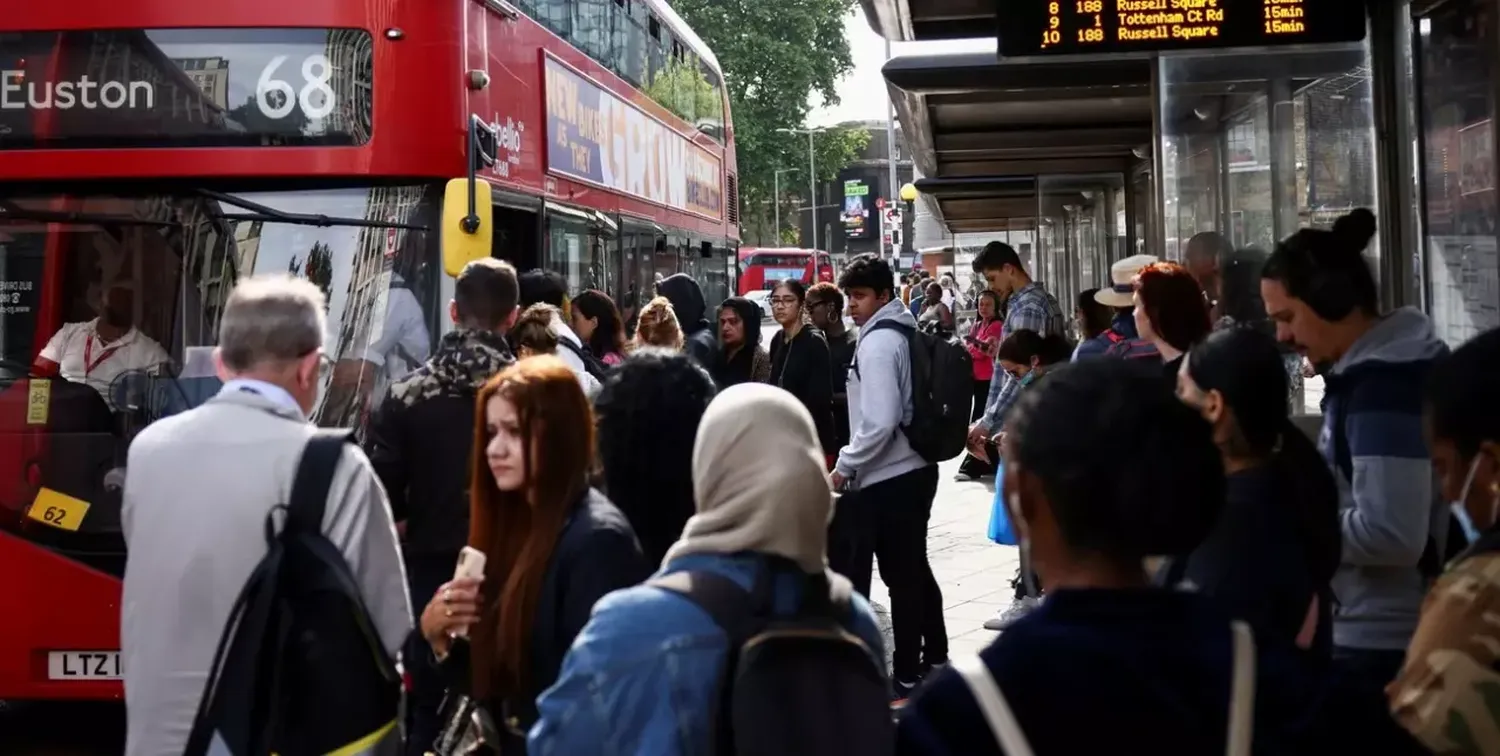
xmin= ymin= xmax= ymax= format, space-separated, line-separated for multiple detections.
xmin=982 ymin=595 xmax=1041 ymax=631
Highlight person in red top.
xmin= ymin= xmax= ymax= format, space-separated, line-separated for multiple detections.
xmin=957 ymin=290 xmax=1005 ymax=481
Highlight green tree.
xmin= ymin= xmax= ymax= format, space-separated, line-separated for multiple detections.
xmin=644 ymin=56 xmax=723 ymax=127
xmin=669 ymin=0 xmax=869 ymax=243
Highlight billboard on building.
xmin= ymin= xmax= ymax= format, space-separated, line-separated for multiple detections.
xmin=842 ymin=178 xmax=872 ymax=240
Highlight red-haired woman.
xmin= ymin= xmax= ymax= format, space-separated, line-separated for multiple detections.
xmin=1109 ymin=261 xmax=1212 ymax=383
xmin=417 ymin=355 xmax=650 ymax=754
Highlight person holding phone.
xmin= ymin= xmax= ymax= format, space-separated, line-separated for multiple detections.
xmin=956 ymin=290 xmax=1005 ymax=481
xmin=417 ymin=356 xmax=650 ymax=755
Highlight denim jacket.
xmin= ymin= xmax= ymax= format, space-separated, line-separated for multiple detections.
xmin=527 ymin=552 xmax=886 ymax=755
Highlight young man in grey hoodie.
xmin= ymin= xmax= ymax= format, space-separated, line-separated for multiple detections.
xmin=832 ymin=254 xmax=947 ymax=703
xmin=1261 ymin=209 xmax=1450 ymax=694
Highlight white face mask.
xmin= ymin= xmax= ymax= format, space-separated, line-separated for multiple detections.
xmin=1450 ymin=454 xmax=1490 ymax=546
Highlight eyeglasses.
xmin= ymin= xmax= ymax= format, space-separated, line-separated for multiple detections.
xmin=316 ymin=351 xmax=334 ymax=380
xmin=770 ymin=297 xmax=801 ymax=307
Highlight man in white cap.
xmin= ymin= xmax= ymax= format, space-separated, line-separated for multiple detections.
xmin=1073 ymin=254 xmax=1161 ymax=362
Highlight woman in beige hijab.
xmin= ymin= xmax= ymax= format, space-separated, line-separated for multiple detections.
xmin=529 ymin=383 xmax=889 ymax=754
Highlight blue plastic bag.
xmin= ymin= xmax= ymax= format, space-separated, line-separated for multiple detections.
xmin=986 ymin=461 xmax=1018 ymax=546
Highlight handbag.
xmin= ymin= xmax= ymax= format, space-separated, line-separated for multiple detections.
xmin=431 ymin=691 xmax=501 ymax=756
xmin=986 ymin=462 xmax=1018 ymax=546
xmin=952 ymin=620 xmax=1257 ymax=756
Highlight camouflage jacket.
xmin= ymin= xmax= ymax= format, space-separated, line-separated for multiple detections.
xmin=1388 ymin=551 xmax=1500 ymax=754
xmin=387 ymin=329 xmax=513 ymax=407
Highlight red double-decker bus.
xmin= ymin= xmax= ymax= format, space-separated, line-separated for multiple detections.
xmin=0 ymin=0 xmax=738 ymax=702
xmin=737 ymin=247 xmax=835 ymax=295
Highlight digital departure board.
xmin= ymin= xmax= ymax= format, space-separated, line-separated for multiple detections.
xmin=996 ymin=0 xmax=1368 ymax=57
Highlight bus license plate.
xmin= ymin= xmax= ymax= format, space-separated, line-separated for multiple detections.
xmin=47 ymin=651 xmax=122 ymax=681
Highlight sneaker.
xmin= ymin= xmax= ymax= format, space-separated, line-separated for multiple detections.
xmin=954 ymin=472 xmax=974 ymax=482
xmin=890 ymin=678 xmax=919 ymax=707
xmin=983 ymin=595 xmax=1041 ymax=632
xmin=920 ymin=660 xmax=948 ymax=679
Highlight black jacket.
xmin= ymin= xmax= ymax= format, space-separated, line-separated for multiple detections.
xmin=439 ymin=488 xmax=649 ymax=752
xmin=366 ymin=330 xmax=514 ymax=558
xmin=657 ymin=273 xmax=718 ymax=368
xmin=769 ymin=325 xmax=837 ymax=455
xmin=825 ymin=328 xmax=856 ymax=449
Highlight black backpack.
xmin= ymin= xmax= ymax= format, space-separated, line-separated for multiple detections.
xmin=857 ymin=320 xmax=973 ymax=463
xmin=559 ymin=337 xmax=610 ymax=382
xmin=650 ymin=563 xmax=893 ymax=756
xmin=184 ymin=431 xmax=402 ymax=756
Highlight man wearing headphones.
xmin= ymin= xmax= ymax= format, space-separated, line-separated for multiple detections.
xmin=1261 ymin=208 xmax=1450 ymax=695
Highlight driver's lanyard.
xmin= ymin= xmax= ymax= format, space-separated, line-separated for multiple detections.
xmin=83 ymin=334 xmax=122 ymax=377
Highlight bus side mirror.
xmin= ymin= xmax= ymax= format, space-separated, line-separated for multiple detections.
xmin=441 ymin=177 xmax=492 ymax=277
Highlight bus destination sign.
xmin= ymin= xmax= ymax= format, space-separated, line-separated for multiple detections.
xmin=996 ymin=0 xmax=1367 ymax=57
xmin=0 ymin=28 xmax=373 ymax=150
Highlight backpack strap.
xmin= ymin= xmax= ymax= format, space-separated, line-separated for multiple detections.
xmin=648 ymin=569 xmax=760 ymax=640
xmin=1226 ymin=620 xmax=1256 ymax=756
xmin=851 ymin=319 xmax=912 ymax=380
xmin=952 ymin=655 xmax=1035 ymax=756
xmin=649 ymin=569 xmax=767 ymax=755
xmin=285 ymin=430 xmax=357 ymax=535
xmin=182 ymin=431 xmax=351 ymax=756
xmin=559 ymin=337 xmax=608 ymax=379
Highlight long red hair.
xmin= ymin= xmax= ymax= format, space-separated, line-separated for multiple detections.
xmin=467 ymin=355 xmax=595 ymax=701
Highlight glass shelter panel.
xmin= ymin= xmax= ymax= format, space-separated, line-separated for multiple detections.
xmin=1416 ymin=0 xmax=1499 ymax=346
xmin=1159 ymin=36 xmax=1382 ymax=283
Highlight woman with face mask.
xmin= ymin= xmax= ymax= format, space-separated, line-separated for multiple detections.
xmin=1388 ymin=327 xmax=1500 ymax=754
xmin=980 ymin=328 xmax=1073 ymax=633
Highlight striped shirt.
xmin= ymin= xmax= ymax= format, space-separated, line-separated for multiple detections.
xmin=980 ymin=282 xmax=1067 ymax=432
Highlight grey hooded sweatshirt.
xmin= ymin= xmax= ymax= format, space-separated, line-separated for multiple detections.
xmin=1320 ymin=307 xmax=1449 ymax=651
xmin=835 ymin=297 xmax=929 ymax=488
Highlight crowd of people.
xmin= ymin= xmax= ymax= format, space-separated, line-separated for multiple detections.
xmin=114 ymin=203 xmax=1500 ymax=756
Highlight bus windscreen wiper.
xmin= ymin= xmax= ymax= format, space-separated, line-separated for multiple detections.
xmin=199 ymin=189 xmax=427 ymax=231
xmin=0 ymin=202 xmax=177 ymax=228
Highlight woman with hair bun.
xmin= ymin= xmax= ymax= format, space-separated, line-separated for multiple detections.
xmin=896 ymin=359 xmax=1285 ymax=755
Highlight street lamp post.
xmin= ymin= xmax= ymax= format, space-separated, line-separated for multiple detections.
xmin=773 ymin=168 xmax=798 ymax=245
xmin=777 ymin=127 xmax=824 ymax=255
xmin=900 ymin=182 xmax=919 ymax=267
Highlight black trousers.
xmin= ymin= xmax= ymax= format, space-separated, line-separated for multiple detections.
xmin=829 ymin=464 xmax=946 ymax=682
xmin=958 ymin=379 xmax=996 ymax=477
xmin=403 ymin=551 xmax=457 ymax=756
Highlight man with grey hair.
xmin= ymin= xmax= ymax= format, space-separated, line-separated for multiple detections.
xmin=119 ymin=274 xmax=411 ymax=756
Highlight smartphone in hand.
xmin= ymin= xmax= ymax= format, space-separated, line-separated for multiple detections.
xmin=450 ymin=547 xmax=486 ymax=639
xmin=454 ymin=546 xmax=486 ymax=581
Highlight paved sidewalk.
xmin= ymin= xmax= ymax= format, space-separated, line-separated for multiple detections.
xmin=869 ymin=457 xmax=1019 ymax=664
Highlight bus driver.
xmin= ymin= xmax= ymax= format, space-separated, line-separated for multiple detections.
xmin=33 ymin=282 xmax=170 ymax=408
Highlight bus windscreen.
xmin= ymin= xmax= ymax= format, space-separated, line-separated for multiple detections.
xmin=0 ymin=28 xmax=373 ymax=149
